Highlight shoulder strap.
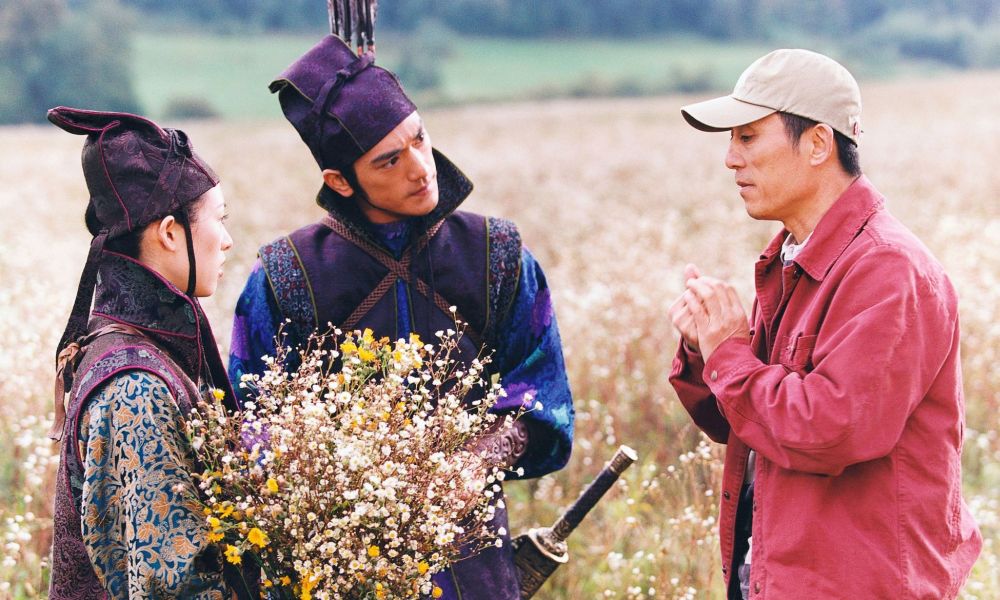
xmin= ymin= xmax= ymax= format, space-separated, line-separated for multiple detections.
xmin=49 ymin=322 xmax=144 ymax=441
xmin=258 ymin=236 xmax=319 ymax=342
xmin=485 ymin=217 xmax=523 ymax=349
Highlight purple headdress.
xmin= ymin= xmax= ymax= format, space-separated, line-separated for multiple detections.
xmin=48 ymin=107 xmax=219 ymax=356
xmin=271 ymin=1 xmax=473 ymax=215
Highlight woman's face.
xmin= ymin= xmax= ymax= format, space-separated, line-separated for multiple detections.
xmin=188 ymin=185 xmax=233 ymax=297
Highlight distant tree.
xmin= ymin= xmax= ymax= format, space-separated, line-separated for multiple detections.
xmin=0 ymin=0 xmax=140 ymax=124
xmin=394 ymin=18 xmax=454 ymax=92
xmin=98 ymin=0 xmax=1000 ymax=41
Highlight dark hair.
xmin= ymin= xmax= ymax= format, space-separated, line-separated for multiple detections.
xmin=779 ymin=112 xmax=861 ymax=177
xmin=339 ymin=163 xmax=366 ymax=200
xmin=87 ymin=200 xmax=200 ymax=259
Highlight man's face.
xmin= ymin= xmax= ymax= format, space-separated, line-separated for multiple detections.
xmin=352 ymin=112 xmax=438 ymax=224
xmin=725 ymin=113 xmax=814 ymax=225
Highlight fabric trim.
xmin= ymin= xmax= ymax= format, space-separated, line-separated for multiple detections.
xmin=259 ymin=236 xmax=319 ymax=337
xmin=485 ymin=217 xmax=523 ymax=348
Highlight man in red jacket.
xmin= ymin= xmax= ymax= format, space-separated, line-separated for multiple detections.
xmin=668 ymin=49 xmax=982 ymax=599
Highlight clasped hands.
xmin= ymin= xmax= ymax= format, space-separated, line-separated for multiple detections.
xmin=668 ymin=264 xmax=751 ymax=360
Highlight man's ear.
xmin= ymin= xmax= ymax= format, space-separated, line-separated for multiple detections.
xmin=807 ymin=124 xmax=836 ymax=167
xmin=322 ymin=168 xmax=355 ymax=197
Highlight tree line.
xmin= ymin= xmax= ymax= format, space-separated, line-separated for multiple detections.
xmin=2 ymin=0 xmax=997 ymax=124
xmin=125 ymin=0 xmax=996 ymax=38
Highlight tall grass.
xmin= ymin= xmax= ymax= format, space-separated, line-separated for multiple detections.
xmin=1 ymin=72 xmax=998 ymax=598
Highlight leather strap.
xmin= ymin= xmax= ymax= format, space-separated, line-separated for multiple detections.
xmin=321 ymin=215 xmax=483 ymax=346
xmin=49 ymin=323 xmax=145 ymax=441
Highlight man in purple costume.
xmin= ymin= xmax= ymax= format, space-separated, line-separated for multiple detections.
xmin=228 ymin=36 xmax=575 ymax=598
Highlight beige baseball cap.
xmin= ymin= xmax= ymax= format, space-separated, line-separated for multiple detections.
xmin=681 ymin=49 xmax=863 ymax=144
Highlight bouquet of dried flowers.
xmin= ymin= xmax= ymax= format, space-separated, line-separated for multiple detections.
xmin=190 ymin=326 xmax=519 ymax=599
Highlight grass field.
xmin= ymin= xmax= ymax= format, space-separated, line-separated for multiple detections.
xmin=131 ymin=31 xmax=794 ymax=119
xmin=1 ymin=72 xmax=999 ymax=598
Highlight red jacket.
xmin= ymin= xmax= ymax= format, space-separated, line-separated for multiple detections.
xmin=670 ymin=176 xmax=981 ymax=598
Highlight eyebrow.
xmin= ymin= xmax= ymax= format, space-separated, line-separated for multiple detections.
xmin=369 ymin=122 xmax=425 ymax=165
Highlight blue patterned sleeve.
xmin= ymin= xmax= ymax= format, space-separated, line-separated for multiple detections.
xmin=492 ymin=248 xmax=575 ymax=479
xmin=229 ymin=259 xmax=282 ymax=405
xmin=80 ymin=371 xmax=229 ymax=598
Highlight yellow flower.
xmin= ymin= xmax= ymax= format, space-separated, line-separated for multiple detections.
xmin=208 ymin=530 xmax=224 ymax=543
xmin=375 ymin=582 xmax=386 ymax=599
xmin=358 ymin=348 xmax=376 ymax=362
xmin=263 ymin=579 xmax=273 ymax=589
xmin=217 ymin=503 xmax=234 ymax=519
xmin=247 ymin=527 xmax=269 ymax=549
xmin=224 ymin=544 xmax=242 ymax=565
xmin=266 ymin=477 xmax=279 ymax=494
xmin=212 ymin=388 xmax=225 ymax=401
xmin=362 ymin=328 xmax=374 ymax=343
xmin=340 ymin=341 xmax=358 ymax=354
xmin=300 ymin=573 xmax=318 ymax=600
xmin=409 ymin=333 xmax=421 ymax=345
xmin=417 ymin=561 xmax=429 ymax=575
xmin=432 ymin=586 xmax=443 ymax=598
xmin=280 ymin=576 xmax=291 ymax=586
xmin=207 ymin=516 xmax=221 ymax=529
xmin=367 ymin=545 xmax=380 ymax=558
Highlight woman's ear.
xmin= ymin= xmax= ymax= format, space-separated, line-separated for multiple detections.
xmin=152 ymin=215 xmax=182 ymax=253
xmin=322 ymin=168 xmax=355 ymax=197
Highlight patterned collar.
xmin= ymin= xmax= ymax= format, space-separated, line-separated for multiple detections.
xmin=91 ymin=251 xmax=206 ymax=383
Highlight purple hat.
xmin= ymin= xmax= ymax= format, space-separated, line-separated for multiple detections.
xmin=48 ymin=107 xmax=219 ymax=238
xmin=270 ymin=35 xmax=416 ymax=171
xmin=48 ymin=107 xmax=219 ymax=362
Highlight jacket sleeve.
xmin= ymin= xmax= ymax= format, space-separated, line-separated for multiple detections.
xmin=669 ymin=341 xmax=731 ymax=444
xmin=702 ymin=246 xmax=957 ymax=476
xmin=80 ymin=371 xmax=230 ymax=598
xmin=228 ymin=259 xmax=282 ymax=405
xmin=491 ymin=248 xmax=575 ymax=479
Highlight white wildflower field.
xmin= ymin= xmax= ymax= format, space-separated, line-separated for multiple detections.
xmin=1 ymin=72 xmax=997 ymax=598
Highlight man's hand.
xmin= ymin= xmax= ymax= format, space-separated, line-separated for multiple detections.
xmin=669 ymin=264 xmax=702 ymax=352
xmin=684 ymin=275 xmax=751 ymax=360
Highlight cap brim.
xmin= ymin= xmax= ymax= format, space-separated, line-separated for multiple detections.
xmin=681 ymin=95 xmax=776 ymax=132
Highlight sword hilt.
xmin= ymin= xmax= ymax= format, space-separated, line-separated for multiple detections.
xmin=550 ymin=445 xmax=638 ymax=543
xmin=513 ymin=445 xmax=639 ymax=599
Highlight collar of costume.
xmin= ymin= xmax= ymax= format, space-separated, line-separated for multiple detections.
xmin=316 ymin=146 xmax=474 ymax=245
xmin=90 ymin=251 xmax=208 ymax=383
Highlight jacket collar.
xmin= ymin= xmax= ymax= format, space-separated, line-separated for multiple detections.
xmin=317 ymin=147 xmax=474 ymax=250
xmin=758 ymin=175 xmax=884 ymax=281
xmin=91 ymin=251 xmax=205 ymax=384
